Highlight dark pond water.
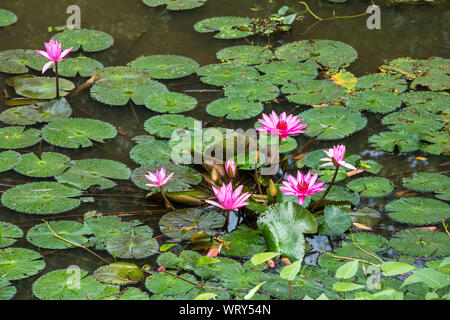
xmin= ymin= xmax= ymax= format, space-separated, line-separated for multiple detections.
xmin=0 ymin=0 xmax=449 ymax=299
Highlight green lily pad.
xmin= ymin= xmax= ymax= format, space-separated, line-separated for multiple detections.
xmin=216 ymin=45 xmax=274 ymax=65
xmin=159 ymin=208 xmax=226 ymax=240
xmin=131 ymin=55 xmax=199 ymax=79
xmin=13 ymin=77 xmax=75 ymax=99
xmin=143 ymin=0 xmax=207 ymax=10
xmin=14 ymin=152 xmax=70 ymax=178
xmin=298 ymin=106 xmax=367 ymax=140
xmin=401 ymin=91 xmax=450 ymax=113
xmin=275 ymin=39 xmax=358 ymax=69
xmin=347 ymin=177 xmax=394 ymax=197
xmin=357 ymin=159 xmax=383 ymax=175
xmin=256 ymin=61 xmax=318 ymax=85
xmin=0 ymin=248 xmax=45 ymax=280
xmin=94 ymin=66 xmax=151 ymax=89
xmin=369 ymin=131 xmax=423 ymax=152
xmin=26 ymin=220 xmax=88 ymax=249
xmin=355 ymin=73 xmax=408 ymax=93
xmin=55 ymin=159 xmax=131 ymax=190
xmin=52 ymin=29 xmax=114 ymax=52
xmin=194 ymin=16 xmax=253 ymax=39
xmin=0 ymin=126 xmax=41 ymax=150
xmin=0 ymin=279 xmax=16 ymax=300
xmin=344 ymin=233 xmax=389 ymax=253
xmin=93 ymin=262 xmax=145 ymax=285
xmin=224 ymin=81 xmax=279 ymax=102
xmin=0 ymin=9 xmax=17 ymax=27
xmin=0 ymin=150 xmax=21 ymax=173
xmin=0 ymin=49 xmax=47 ymax=74
xmin=119 ymin=287 xmax=150 ymax=300
xmin=106 ymin=231 xmax=159 ymax=259
xmin=144 ymin=114 xmax=197 ymax=138
xmin=1 ymin=181 xmax=82 ymax=215
xmin=390 ymin=229 xmax=450 ymax=258
xmin=130 ymin=140 xmax=173 ymax=166
xmin=197 ymin=63 xmax=259 ymax=86
xmin=56 ymin=56 xmax=103 ymax=77
xmin=321 ymin=205 xmax=352 ymax=235
xmin=345 ymin=91 xmax=402 ymax=114
xmin=311 ymin=185 xmax=360 ymax=206
xmin=419 ymin=131 xmax=450 ymax=156
xmin=0 ymin=221 xmax=23 ymax=248
xmin=90 ymin=80 xmax=168 ymax=106
xmin=403 ymin=172 xmax=450 ymax=193
xmin=221 ymin=224 xmax=267 ymax=258
xmin=381 ymin=108 xmax=445 ymax=134
xmin=0 ymin=98 xmax=72 ymax=125
xmin=42 ymin=118 xmax=117 ymax=148
xmin=206 ymin=97 xmax=263 ymax=120
xmin=386 ymin=197 xmax=450 ymax=225
xmin=258 ymin=135 xmax=298 ymax=153
xmin=145 ymin=272 xmax=198 ymax=296
xmin=282 ymin=80 xmax=347 ymax=106
xmin=145 ymin=92 xmax=197 ymax=113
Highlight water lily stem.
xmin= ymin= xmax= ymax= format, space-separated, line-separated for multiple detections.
xmin=55 ymin=62 xmax=60 ymax=99
xmin=311 ymin=160 xmax=339 ymax=212
xmin=160 ymin=187 xmax=175 ymax=211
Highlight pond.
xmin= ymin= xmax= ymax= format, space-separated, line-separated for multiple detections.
xmin=0 ymin=0 xmax=449 ymax=301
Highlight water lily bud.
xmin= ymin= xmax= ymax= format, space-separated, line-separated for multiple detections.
xmin=224 ymin=160 xmax=237 ymax=178
xmin=254 ymin=151 xmax=260 ymax=165
xmin=269 ymin=179 xmax=277 ymax=198
xmin=211 ymin=167 xmax=219 ymax=182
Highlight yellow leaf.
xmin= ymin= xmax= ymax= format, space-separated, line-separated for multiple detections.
xmin=330 ymin=70 xmax=357 ymax=90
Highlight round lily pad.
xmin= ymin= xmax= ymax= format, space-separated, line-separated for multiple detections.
xmin=131 ymin=55 xmax=199 ymax=79
xmin=206 ymin=97 xmax=263 ymax=120
xmin=145 ymin=272 xmax=197 ymax=296
xmin=282 ymin=80 xmax=347 ymax=106
xmin=0 ymin=126 xmax=41 ymax=150
xmin=90 ymin=80 xmax=168 ymax=106
xmin=159 ymin=208 xmax=226 ymax=240
xmin=26 ymin=220 xmax=88 ymax=249
xmin=355 ymin=73 xmax=408 ymax=93
xmin=42 ymin=118 xmax=117 ymax=148
xmin=224 ymin=81 xmax=279 ymax=102
xmin=258 ymin=135 xmax=298 ymax=153
xmin=347 ymin=177 xmax=393 ymax=197
xmin=14 ymin=152 xmax=70 ymax=178
xmin=1 ymin=182 xmax=82 ymax=215
xmin=13 ymin=77 xmax=75 ymax=99
xmin=143 ymin=0 xmax=207 ymax=10
xmin=0 ymin=279 xmax=16 ymax=300
xmin=419 ymin=131 xmax=450 ymax=156
xmin=145 ymin=92 xmax=197 ymax=113
xmin=401 ymin=91 xmax=450 ymax=113
xmin=129 ymin=140 xmax=172 ymax=166
xmin=52 ymin=29 xmax=114 ymax=52
xmin=275 ymin=39 xmax=358 ymax=69
xmin=0 ymin=248 xmax=45 ymax=280
xmin=369 ymin=131 xmax=423 ymax=153
xmin=298 ymin=106 xmax=367 ymax=140
xmin=106 ymin=231 xmax=159 ymax=259
xmin=0 ymin=49 xmax=47 ymax=74
xmin=344 ymin=233 xmax=389 ymax=253
xmin=94 ymin=66 xmax=151 ymax=89
xmin=381 ymin=109 xmax=445 ymax=134
xmin=390 ymin=229 xmax=450 ymax=258
xmin=403 ymin=172 xmax=450 ymax=193
xmin=345 ymin=91 xmax=402 ymax=114
xmin=0 ymin=221 xmax=23 ymax=248
xmin=197 ymin=63 xmax=259 ymax=86
xmin=144 ymin=114 xmax=197 ymax=138
xmin=194 ymin=16 xmax=253 ymax=39
xmin=256 ymin=61 xmax=318 ymax=85
xmin=0 ymin=9 xmax=17 ymax=27
xmin=386 ymin=197 xmax=450 ymax=225
xmin=216 ymin=45 xmax=274 ymax=65
xmin=0 ymin=150 xmax=21 ymax=173
xmin=55 ymin=159 xmax=131 ymax=190
xmin=311 ymin=185 xmax=360 ymax=206
xmin=93 ymin=262 xmax=145 ymax=285
xmin=221 ymin=224 xmax=267 ymax=258
xmin=57 ymin=56 xmax=103 ymax=77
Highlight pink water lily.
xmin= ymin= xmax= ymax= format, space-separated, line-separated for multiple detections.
xmin=205 ymin=182 xmax=251 ymax=211
xmin=320 ymin=145 xmax=356 ymax=170
xmin=224 ymin=160 xmax=237 ymax=178
xmin=36 ymin=39 xmax=73 ymax=74
xmin=279 ymin=170 xmax=326 ymax=206
xmin=256 ymin=111 xmax=307 ymax=141
xmin=145 ymin=168 xmax=174 ymax=188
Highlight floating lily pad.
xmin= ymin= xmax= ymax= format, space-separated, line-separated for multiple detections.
xmin=144 ymin=114 xmax=197 ymax=138
xmin=344 ymin=233 xmax=389 ymax=253
xmin=93 ymin=262 xmax=145 ymax=285
xmin=298 ymin=106 xmax=367 ymax=140
xmin=131 ymin=55 xmax=199 ymax=79
xmin=1 ymin=182 xmax=82 ymax=215
xmin=194 ymin=16 xmax=253 ymax=39
xmin=52 ymin=29 xmax=114 ymax=52
xmin=369 ymin=131 xmax=423 ymax=152
xmin=0 ymin=98 xmax=72 ymax=125
xmin=0 ymin=49 xmax=46 ymax=74
xmin=131 ymin=163 xmax=202 ymax=193
xmin=401 ymin=91 xmax=450 ymax=113
xmin=358 ymin=159 xmax=382 ymax=175
xmin=14 ymin=152 xmax=69 ymax=178
xmin=403 ymin=172 xmax=450 ymax=193
xmin=13 ymin=77 xmax=75 ymax=99
xmin=145 ymin=92 xmax=197 ymax=113
xmin=258 ymin=135 xmax=298 ymax=153
xmin=206 ymin=97 xmax=263 ymax=120
xmin=159 ymin=208 xmax=226 ymax=240
xmin=224 ymin=81 xmax=279 ymax=102
xmin=0 ymin=150 xmax=21 ymax=173
xmin=355 ymin=73 xmax=408 ymax=93
xmin=106 ymin=231 xmax=158 ymax=259
xmin=130 ymin=140 xmax=172 ymax=166
xmin=275 ymin=39 xmax=358 ymax=69
xmin=0 ymin=126 xmax=41 ymax=150
xmin=119 ymin=287 xmax=150 ymax=300
xmin=0 ymin=221 xmax=23 ymax=248
xmin=0 ymin=9 xmax=17 ymax=27
xmin=90 ymin=80 xmax=168 ymax=106
xmin=94 ymin=66 xmax=151 ymax=89
xmin=221 ymin=224 xmax=267 ymax=258
xmin=0 ymin=248 xmax=45 ymax=280
xmin=143 ymin=0 xmax=207 ymax=10
xmin=0 ymin=279 xmax=16 ymax=300
xmin=345 ymin=91 xmax=402 ymax=114
xmin=26 ymin=220 xmax=88 ymax=249
xmin=320 ymin=205 xmax=352 ymax=235
xmin=381 ymin=108 xmax=445 ymax=134
xmin=42 ymin=118 xmax=117 ymax=148
xmin=256 ymin=61 xmax=318 ymax=85
xmin=419 ymin=131 xmax=450 ymax=156
xmin=282 ymin=80 xmax=347 ymax=106
xmin=145 ymin=272 xmax=198 ymax=296
xmin=216 ymin=45 xmax=274 ymax=65
xmin=311 ymin=185 xmax=360 ymax=206
xmin=197 ymin=63 xmax=259 ymax=86
xmin=347 ymin=177 xmax=393 ymax=197
xmin=55 ymin=159 xmax=131 ymax=190
xmin=386 ymin=197 xmax=450 ymax=225
xmin=56 ymin=56 xmax=103 ymax=77
xmin=390 ymin=229 xmax=450 ymax=258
